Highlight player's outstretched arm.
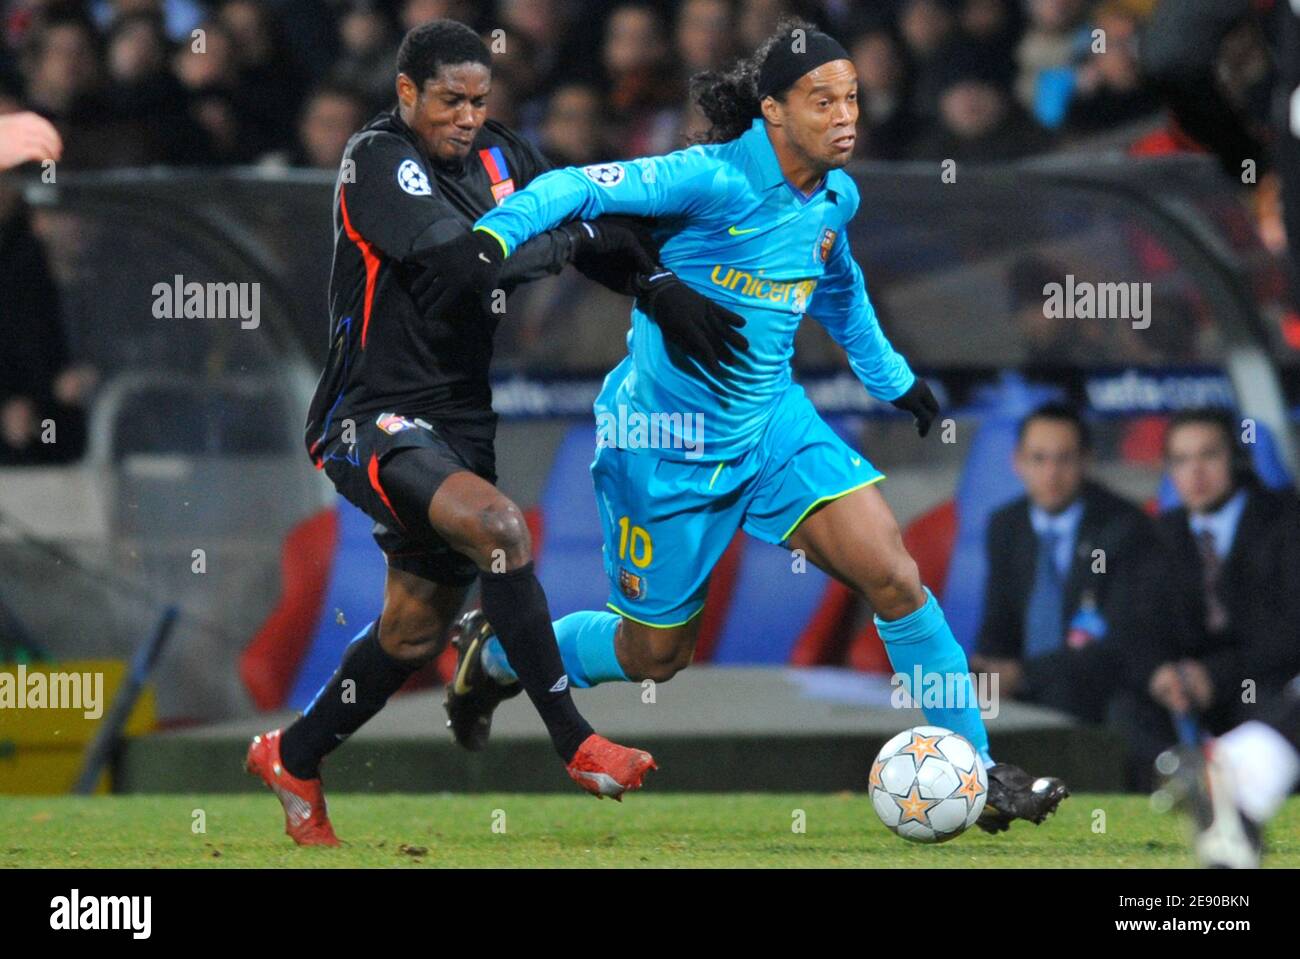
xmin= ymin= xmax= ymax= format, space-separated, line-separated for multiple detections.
xmin=473 ymin=149 xmax=730 ymax=258
xmin=405 ymin=215 xmax=663 ymax=316
xmin=808 ymin=231 xmax=937 ymax=435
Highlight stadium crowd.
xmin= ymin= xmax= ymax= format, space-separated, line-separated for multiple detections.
xmin=0 ymin=0 xmax=1220 ymax=171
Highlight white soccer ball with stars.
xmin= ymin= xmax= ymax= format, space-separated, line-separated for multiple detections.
xmin=869 ymin=725 xmax=988 ymax=843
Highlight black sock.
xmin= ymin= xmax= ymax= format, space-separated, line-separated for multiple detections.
xmin=479 ymin=563 xmax=593 ymax=761
xmin=279 ymin=621 xmax=417 ymax=779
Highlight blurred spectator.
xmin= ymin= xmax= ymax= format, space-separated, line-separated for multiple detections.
xmin=483 ymin=26 xmax=540 ymax=129
xmin=217 ymin=0 xmax=304 ymax=158
xmin=737 ymin=0 xmax=789 ymax=54
xmin=289 ymin=82 xmax=367 ymax=169
xmin=400 ymin=0 xmax=482 ymax=33
xmin=499 ymin=0 xmax=576 ymax=92
xmin=908 ymin=42 xmax=1052 ymax=162
xmin=602 ymin=3 xmax=681 ymax=156
xmin=1014 ymin=0 xmax=1091 ymax=128
xmin=898 ymin=0 xmax=958 ymax=122
xmin=331 ymin=1 xmax=399 ymax=111
xmin=970 ymin=402 xmax=1157 ymax=724
xmin=0 ymin=186 xmax=94 ymax=464
xmin=1122 ymin=409 xmax=1300 ymax=786
xmin=849 ymin=25 xmax=911 ymax=159
xmin=539 ymin=82 xmax=608 ymax=166
xmin=675 ymin=0 xmax=735 ymax=78
xmin=1061 ymin=0 xmax=1158 ymax=134
xmin=106 ymin=12 xmax=206 ymax=163
xmin=173 ymin=16 xmax=238 ymax=92
xmin=19 ymin=11 xmax=142 ymax=167
xmin=959 ymin=0 xmax=1020 ymax=64
xmin=173 ymin=19 xmax=251 ymax=162
xmin=90 ymin=0 xmax=206 ymax=43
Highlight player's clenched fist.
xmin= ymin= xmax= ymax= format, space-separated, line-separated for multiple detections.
xmin=405 ymin=228 xmax=506 ymax=316
xmin=0 ymin=112 xmax=63 ymax=171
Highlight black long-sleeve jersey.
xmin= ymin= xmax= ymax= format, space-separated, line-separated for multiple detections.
xmin=305 ymin=109 xmax=586 ymax=463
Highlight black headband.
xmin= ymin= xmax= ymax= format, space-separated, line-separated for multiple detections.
xmin=756 ymin=29 xmax=851 ymax=101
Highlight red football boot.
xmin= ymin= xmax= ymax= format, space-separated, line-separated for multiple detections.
xmin=566 ymin=734 xmax=657 ymax=800
xmin=245 ymin=729 xmax=341 ymax=847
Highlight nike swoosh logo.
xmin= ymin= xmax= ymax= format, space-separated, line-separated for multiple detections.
xmin=453 ymin=635 xmax=481 ymax=695
xmin=478 ymin=252 xmax=491 ymax=263
xmin=851 ymin=456 xmax=861 ymax=467
xmin=728 ymin=225 xmax=760 ymax=236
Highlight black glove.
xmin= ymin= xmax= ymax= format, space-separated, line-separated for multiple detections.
xmin=563 ymin=217 xmax=660 ymax=271
xmin=565 ymin=216 xmax=661 ymax=296
xmin=635 ymin=270 xmax=749 ymax=379
xmin=891 ymin=377 xmax=940 ymax=437
xmin=405 ymin=228 xmax=506 ymax=317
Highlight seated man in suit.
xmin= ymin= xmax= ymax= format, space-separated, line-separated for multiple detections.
xmin=970 ymin=403 xmax=1157 ymax=723
xmin=1134 ymin=409 xmax=1300 ymax=753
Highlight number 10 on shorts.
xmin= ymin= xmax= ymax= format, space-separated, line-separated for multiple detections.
xmin=617 ymin=516 xmax=653 ymax=568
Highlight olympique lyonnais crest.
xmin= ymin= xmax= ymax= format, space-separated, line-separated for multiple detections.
xmin=376 ymin=413 xmax=416 ymax=435
xmin=619 ymin=567 xmax=645 ymax=601
xmin=817 ymin=227 xmax=837 ymax=263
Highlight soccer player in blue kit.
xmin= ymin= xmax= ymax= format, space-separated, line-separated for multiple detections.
xmin=431 ymin=19 xmax=1068 ymax=830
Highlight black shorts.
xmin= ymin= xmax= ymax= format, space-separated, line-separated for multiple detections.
xmin=319 ymin=411 xmax=497 ymax=585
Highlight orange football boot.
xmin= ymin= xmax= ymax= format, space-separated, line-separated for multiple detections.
xmin=566 ymin=734 xmax=657 ymax=800
xmin=245 ymin=729 xmax=341 ymax=847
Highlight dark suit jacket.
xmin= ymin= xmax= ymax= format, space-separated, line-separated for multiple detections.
xmin=1135 ymin=484 xmax=1300 ymax=719
xmin=975 ymin=481 xmax=1158 ymax=719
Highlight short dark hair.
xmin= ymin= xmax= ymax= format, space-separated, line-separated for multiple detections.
xmin=396 ymin=19 xmax=490 ymax=90
xmin=1164 ymin=407 xmax=1239 ymax=458
xmin=1164 ymin=407 xmax=1255 ymax=483
xmin=1018 ymin=401 xmax=1092 ymax=452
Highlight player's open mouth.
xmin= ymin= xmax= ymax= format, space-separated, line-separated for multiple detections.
xmin=832 ymin=135 xmax=855 ymax=150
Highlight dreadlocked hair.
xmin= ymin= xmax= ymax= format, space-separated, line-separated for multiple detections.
xmin=688 ymin=16 xmax=818 ymax=144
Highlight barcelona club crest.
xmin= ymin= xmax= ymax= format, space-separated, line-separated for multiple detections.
xmin=817 ymin=227 xmax=837 ymax=263
xmin=618 ymin=567 xmax=645 ymax=601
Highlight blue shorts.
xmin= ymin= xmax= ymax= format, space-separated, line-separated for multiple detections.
xmin=591 ymin=385 xmax=884 ymax=627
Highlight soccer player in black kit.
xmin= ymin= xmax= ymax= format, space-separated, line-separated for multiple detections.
xmin=245 ymin=20 xmax=748 ymax=846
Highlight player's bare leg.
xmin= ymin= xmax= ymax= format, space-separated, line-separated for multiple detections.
xmin=248 ymin=570 xmax=466 ymax=846
xmin=786 ymin=483 xmax=1068 ymax=832
xmin=432 ymin=472 xmax=655 ymax=798
xmin=612 ymin=615 xmax=704 ymax=683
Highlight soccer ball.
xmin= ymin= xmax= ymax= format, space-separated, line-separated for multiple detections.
xmin=869 ymin=725 xmax=988 ymax=843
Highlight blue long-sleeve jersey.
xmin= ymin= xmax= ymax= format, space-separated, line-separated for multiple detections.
xmin=475 ymin=117 xmax=916 ymax=461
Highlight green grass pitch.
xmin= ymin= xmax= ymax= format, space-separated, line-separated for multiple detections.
xmin=1 ymin=794 xmax=1296 ymax=868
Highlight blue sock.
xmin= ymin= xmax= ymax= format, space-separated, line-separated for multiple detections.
xmin=482 ymin=610 xmax=627 ymax=689
xmin=875 ymin=587 xmax=993 ymax=766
